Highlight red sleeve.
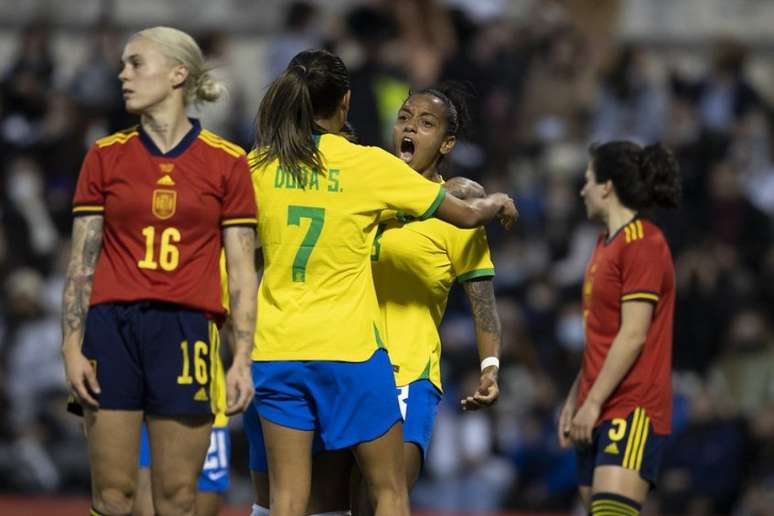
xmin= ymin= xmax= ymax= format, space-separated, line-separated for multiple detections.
xmin=620 ymin=237 xmax=665 ymax=304
xmin=72 ymin=146 xmax=105 ymax=216
xmin=221 ymin=155 xmax=257 ymax=228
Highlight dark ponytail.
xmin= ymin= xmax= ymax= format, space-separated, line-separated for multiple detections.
xmin=589 ymin=141 xmax=681 ymax=210
xmin=640 ymin=144 xmax=682 ymax=209
xmin=254 ymin=49 xmax=350 ymax=180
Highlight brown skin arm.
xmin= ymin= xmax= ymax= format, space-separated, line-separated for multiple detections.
xmin=434 ymin=191 xmax=518 ymax=230
xmin=460 ymin=278 xmax=502 ymax=411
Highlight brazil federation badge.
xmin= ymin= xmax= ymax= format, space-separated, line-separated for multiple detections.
xmin=152 ymin=189 xmax=177 ymax=219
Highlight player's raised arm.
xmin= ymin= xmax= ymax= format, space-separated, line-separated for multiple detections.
xmin=434 ymin=191 xmax=518 ymax=230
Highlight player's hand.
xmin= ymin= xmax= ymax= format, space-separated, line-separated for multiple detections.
xmin=570 ymin=399 xmax=601 ymax=445
xmin=445 ymin=176 xmax=486 ymax=200
xmin=63 ymin=347 xmax=100 ymax=410
xmin=225 ymin=357 xmax=254 ymax=415
xmin=461 ymin=367 xmax=499 ymax=411
xmin=491 ymin=193 xmax=518 ymax=230
xmin=558 ymin=397 xmax=576 ymax=448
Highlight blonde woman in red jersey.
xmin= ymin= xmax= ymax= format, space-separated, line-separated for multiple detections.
xmin=558 ymin=141 xmax=681 ymax=515
xmin=62 ymin=27 xmax=256 ymax=516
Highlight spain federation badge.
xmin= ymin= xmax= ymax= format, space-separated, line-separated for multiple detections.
xmin=152 ymin=189 xmax=177 ymax=219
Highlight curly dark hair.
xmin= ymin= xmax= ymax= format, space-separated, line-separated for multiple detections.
xmin=589 ymin=141 xmax=682 ymax=210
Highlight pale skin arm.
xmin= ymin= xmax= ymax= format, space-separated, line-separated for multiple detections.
xmin=434 ymin=192 xmax=518 ymax=230
xmin=460 ymin=278 xmax=502 ymax=411
xmin=570 ymin=301 xmax=654 ymax=444
xmin=61 ymin=215 xmax=104 ymax=408
xmin=558 ymin=372 xmax=580 ymax=448
xmin=222 ymin=226 xmax=258 ymax=415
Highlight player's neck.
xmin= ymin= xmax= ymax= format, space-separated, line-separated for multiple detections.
xmin=605 ymin=203 xmax=638 ymax=236
xmin=140 ymin=105 xmax=192 ymax=154
xmin=420 ymin=166 xmax=442 ymax=183
xmin=314 ymin=115 xmax=343 ymax=134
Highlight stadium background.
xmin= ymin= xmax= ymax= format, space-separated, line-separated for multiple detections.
xmin=0 ymin=0 xmax=772 ymax=514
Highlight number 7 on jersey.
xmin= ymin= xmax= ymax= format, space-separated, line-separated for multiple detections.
xmin=287 ymin=205 xmax=325 ymax=282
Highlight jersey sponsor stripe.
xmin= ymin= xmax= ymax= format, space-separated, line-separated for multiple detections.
xmin=73 ymin=205 xmax=105 ymax=214
xmin=199 ymin=132 xmax=245 ymax=158
xmin=636 ymin=220 xmax=645 ymax=239
xmin=621 ymin=292 xmax=659 ymax=302
xmin=622 ymin=407 xmax=642 ymax=467
xmin=96 ymin=131 xmax=138 ymax=148
xmin=222 ymin=217 xmax=258 ymax=227
xmin=634 ymin=414 xmax=650 ymax=470
xmin=200 ymin=129 xmax=245 ymax=156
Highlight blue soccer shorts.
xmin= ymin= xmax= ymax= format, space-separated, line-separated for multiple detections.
xmin=251 ymin=349 xmax=402 ymax=451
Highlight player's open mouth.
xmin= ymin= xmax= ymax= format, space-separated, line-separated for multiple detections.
xmin=122 ymin=88 xmax=134 ymax=98
xmin=399 ymin=137 xmax=415 ymax=163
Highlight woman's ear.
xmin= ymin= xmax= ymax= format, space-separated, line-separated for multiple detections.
xmin=170 ymin=63 xmax=189 ymax=89
xmin=440 ymin=135 xmax=456 ymax=156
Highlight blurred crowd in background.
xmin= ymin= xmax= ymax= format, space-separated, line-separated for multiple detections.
xmin=0 ymin=1 xmax=773 ymax=514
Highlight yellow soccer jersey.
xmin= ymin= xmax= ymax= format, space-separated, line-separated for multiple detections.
xmin=371 ymin=216 xmax=494 ymax=390
xmin=248 ymin=133 xmax=446 ymax=361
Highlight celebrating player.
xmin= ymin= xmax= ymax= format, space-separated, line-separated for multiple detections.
xmin=61 ymin=26 xmax=256 ymax=516
xmin=351 ymin=83 xmax=503 ymax=514
xmin=247 ymin=49 xmax=516 ymax=516
xmin=558 ymin=141 xmax=681 ymax=515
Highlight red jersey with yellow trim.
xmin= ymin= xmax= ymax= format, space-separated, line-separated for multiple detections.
xmin=577 ymin=217 xmax=675 ymax=434
xmin=72 ymin=119 xmax=256 ymax=318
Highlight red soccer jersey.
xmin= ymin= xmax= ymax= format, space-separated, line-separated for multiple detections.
xmin=576 ymin=217 xmax=675 ymax=434
xmin=72 ymin=119 xmax=256 ymax=318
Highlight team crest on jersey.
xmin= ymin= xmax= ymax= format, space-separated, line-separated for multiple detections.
xmin=159 ymin=163 xmax=175 ymax=174
xmin=152 ymin=189 xmax=177 ymax=219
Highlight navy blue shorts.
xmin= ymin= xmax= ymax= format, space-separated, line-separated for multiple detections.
xmin=577 ymin=407 xmax=667 ymax=486
xmin=80 ymin=302 xmax=224 ymax=417
xmin=139 ymin=421 xmax=230 ymax=492
xmin=252 ymin=349 xmax=402 ymax=451
xmin=397 ymin=379 xmax=442 ymax=462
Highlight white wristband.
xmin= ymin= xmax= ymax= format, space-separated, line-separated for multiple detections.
xmin=480 ymin=356 xmax=500 ymax=371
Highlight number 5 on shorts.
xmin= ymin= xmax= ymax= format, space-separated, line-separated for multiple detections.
xmin=287 ymin=205 xmax=325 ymax=282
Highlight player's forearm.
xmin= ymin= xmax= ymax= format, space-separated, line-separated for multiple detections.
xmin=224 ymin=227 xmax=258 ymax=363
xmin=464 ymin=279 xmax=501 ymax=363
xmin=61 ymin=216 xmax=103 ymax=350
xmin=585 ymin=333 xmax=645 ymax=407
xmin=436 ymin=193 xmax=509 ymax=229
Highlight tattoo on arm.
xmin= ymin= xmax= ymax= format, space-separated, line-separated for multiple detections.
xmin=463 ymin=279 xmax=501 ymax=335
xmin=224 ymin=227 xmax=258 ymax=360
xmin=62 ymin=216 xmax=104 ymax=342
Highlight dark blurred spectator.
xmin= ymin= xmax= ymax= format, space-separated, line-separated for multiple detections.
xmin=69 ymin=23 xmax=122 ymax=114
xmin=709 ymin=308 xmax=774 ymax=417
xmin=340 ymin=4 xmax=405 ymax=148
xmin=267 ymin=1 xmax=322 ymax=80
xmin=592 ymin=45 xmax=668 ymax=144
xmin=0 ymin=21 xmax=55 ymax=150
xmin=505 ymin=375 xmax=577 ymax=511
xmin=659 ymin=385 xmax=750 ymax=515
